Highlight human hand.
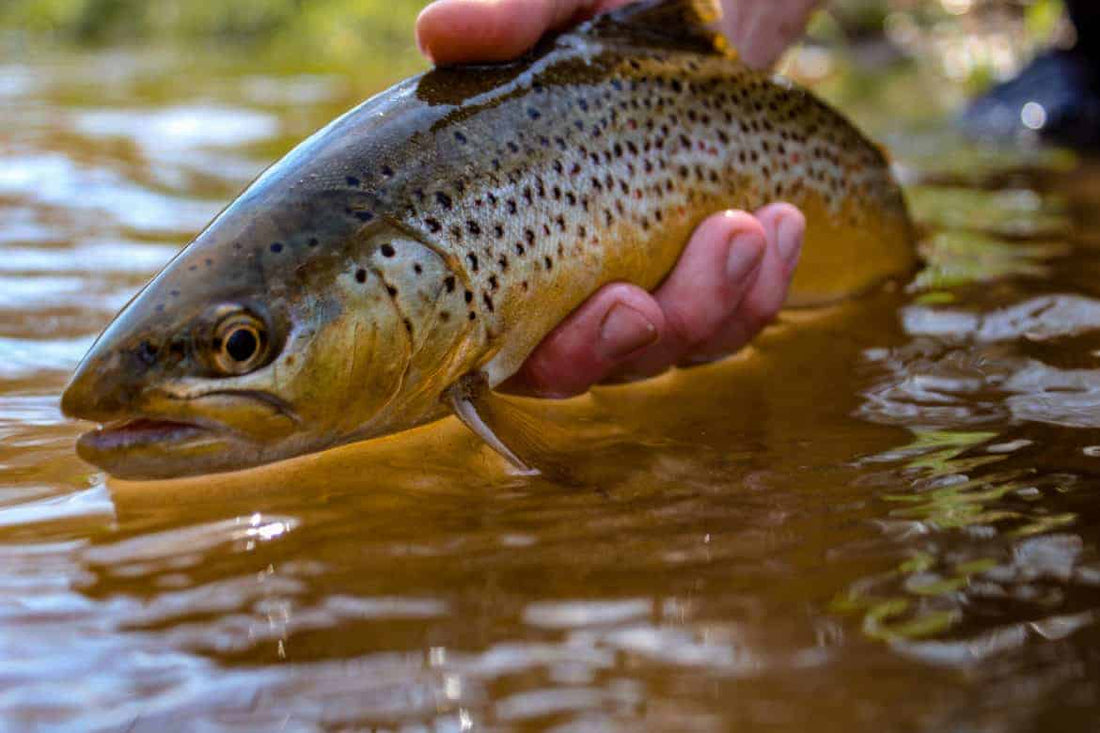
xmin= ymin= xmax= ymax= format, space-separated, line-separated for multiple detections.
xmin=416 ymin=0 xmax=822 ymax=70
xmin=504 ymin=205 xmax=804 ymax=396
xmin=416 ymin=0 xmax=811 ymax=397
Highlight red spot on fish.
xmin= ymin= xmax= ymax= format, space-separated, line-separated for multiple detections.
xmin=627 ymin=119 xmax=637 ymax=130
xmin=790 ymin=152 xmax=801 ymax=164
xmin=634 ymin=190 xmax=642 ymax=199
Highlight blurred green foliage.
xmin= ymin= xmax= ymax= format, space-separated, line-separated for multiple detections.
xmin=0 ymin=0 xmax=1070 ymax=90
xmin=2 ymin=0 xmax=427 ymax=72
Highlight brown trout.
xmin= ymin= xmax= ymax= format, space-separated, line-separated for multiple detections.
xmin=60 ymin=0 xmax=915 ymax=480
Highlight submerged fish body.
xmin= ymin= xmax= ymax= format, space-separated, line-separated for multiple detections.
xmin=61 ymin=0 xmax=915 ymax=479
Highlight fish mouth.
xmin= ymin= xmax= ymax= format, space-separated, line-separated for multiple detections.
xmin=75 ymin=416 xmax=238 ymax=480
xmin=77 ymin=418 xmax=212 ymax=454
xmin=70 ymin=391 xmax=304 ymax=480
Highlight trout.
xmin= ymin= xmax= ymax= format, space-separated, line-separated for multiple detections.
xmin=61 ymin=0 xmax=915 ymax=480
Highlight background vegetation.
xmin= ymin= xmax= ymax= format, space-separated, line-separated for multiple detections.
xmin=0 ymin=0 xmax=1072 ymax=104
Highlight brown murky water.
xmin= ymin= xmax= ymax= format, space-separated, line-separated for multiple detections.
xmin=5 ymin=45 xmax=1100 ymax=731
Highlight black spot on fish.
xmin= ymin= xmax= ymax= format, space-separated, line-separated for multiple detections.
xmin=488 ymin=275 xmax=498 ymax=291
xmin=444 ymin=276 xmax=456 ymax=293
xmin=436 ymin=192 xmax=453 ymax=209
xmin=347 ymin=176 xmax=360 ymax=187
xmin=355 ymin=268 xmax=367 ymax=283
xmin=465 ymin=290 xmax=474 ymax=303
xmin=380 ymin=244 xmax=395 ymax=258
xmin=270 ymin=242 xmax=284 ymax=253
xmin=454 ymin=131 xmax=467 ymax=144
xmin=467 ymin=253 xmax=479 ymax=271
xmin=526 ymin=107 xmax=541 ymax=120
xmin=404 ymin=319 xmax=413 ymax=334
xmin=467 ymin=220 xmax=481 ymax=236
xmin=413 ymin=263 xmax=423 ymax=275
xmin=355 ymin=211 xmax=374 ymax=222
xmin=482 ymin=292 xmax=494 ymax=312
xmin=381 ymin=164 xmax=394 ymax=177
xmin=137 ymin=340 xmax=158 ymax=366
xmin=425 ymin=217 xmax=442 ymax=233
xmin=386 ymin=285 xmax=398 ymax=297
xmin=308 ymin=237 xmax=319 ymax=247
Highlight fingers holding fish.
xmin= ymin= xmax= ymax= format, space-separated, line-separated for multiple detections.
xmin=733 ymin=203 xmax=805 ymax=327
xmin=507 ymin=207 xmax=803 ymax=397
xmin=609 ymin=209 xmax=772 ymax=378
xmin=504 ymin=283 xmax=667 ymax=397
xmin=416 ymin=0 xmax=631 ymax=65
xmin=673 ymin=203 xmax=805 ymax=366
xmin=417 ymin=0 xmax=823 ymax=69
xmin=717 ymin=0 xmax=823 ymax=69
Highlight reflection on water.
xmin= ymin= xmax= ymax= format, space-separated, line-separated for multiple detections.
xmin=4 ymin=46 xmax=1100 ymax=730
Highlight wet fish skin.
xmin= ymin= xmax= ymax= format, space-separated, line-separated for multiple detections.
xmin=60 ymin=0 xmax=915 ymax=479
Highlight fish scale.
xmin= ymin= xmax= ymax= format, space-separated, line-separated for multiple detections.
xmin=60 ymin=0 xmax=916 ymax=479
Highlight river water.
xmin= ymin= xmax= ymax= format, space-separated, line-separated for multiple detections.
xmin=3 ymin=45 xmax=1100 ymax=731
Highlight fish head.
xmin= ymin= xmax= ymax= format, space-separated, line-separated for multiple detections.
xmin=61 ymin=211 xmax=423 ymax=480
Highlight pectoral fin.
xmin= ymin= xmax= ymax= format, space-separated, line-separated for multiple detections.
xmin=446 ymin=373 xmax=556 ymax=477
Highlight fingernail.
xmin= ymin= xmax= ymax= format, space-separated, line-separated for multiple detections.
xmin=777 ymin=214 xmax=803 ymax=266
xmin=599 ymin=303 xmax=658 ymax=360
xmin=726 ymin=232 xmax=765 ymax=283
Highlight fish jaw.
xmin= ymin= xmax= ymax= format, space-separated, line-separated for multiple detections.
xmin=69 ymin=395 xmax=302 ymax=480
xmin=75 ymin=417 xmax=232 ymax=480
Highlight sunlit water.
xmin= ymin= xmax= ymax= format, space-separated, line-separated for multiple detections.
xmin=4 ymin=46 xmax=1100 ymax=731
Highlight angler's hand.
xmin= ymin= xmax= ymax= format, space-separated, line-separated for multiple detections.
xmin=417 ymin=0 xmax=821 ymax=70
xmin=506 ymin=206 xmax=803 ymax=396
xmin=417 ymin=0 xmax=810 ymax=397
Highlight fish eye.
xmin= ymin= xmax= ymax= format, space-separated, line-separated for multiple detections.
xmin=210 ymin=310 xmax=269 ymax=376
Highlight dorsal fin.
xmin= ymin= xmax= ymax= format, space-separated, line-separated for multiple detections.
xmin=587 ymin=0 xmax=731 ymax=57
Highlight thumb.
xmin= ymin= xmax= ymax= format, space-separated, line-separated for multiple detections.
xmin=416 ymin=0 xmax=629 ymax=66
